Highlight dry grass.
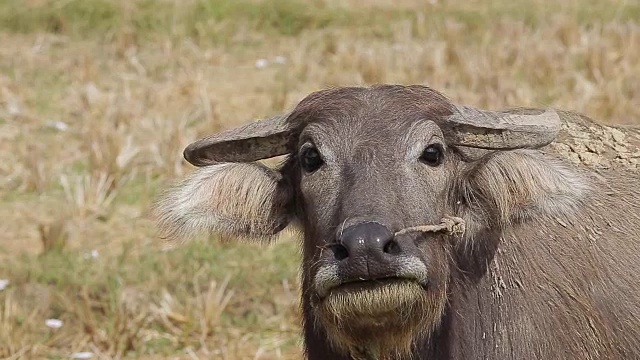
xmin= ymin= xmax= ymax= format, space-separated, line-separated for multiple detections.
xmin=0 ymin=0 xmax=638 ymax=358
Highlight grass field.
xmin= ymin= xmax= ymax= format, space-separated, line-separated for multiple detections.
xmin=0 ymin=0 xmax=638 ymax=358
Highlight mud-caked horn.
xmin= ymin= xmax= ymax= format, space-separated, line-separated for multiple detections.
xmin=441 ymin=105 xmax=562 ymax=150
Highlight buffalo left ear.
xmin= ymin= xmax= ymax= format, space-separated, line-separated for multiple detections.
xmin=152 ymin=162 xmax=293 ymax=244
xmin=154 ymin=113 xmax=297 ymax=243
xmin=461 ymin=149 xmax=591 ymax=226
xmin=183 ymin=114 xmax=293 ymax=166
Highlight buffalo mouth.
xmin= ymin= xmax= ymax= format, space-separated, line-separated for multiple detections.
xmin=313 ymin=258 xmax=429 ymax=299
xmin=318 ymin=277 xmax=430 ymax=321
xmin=323 ymin=276 xmax=427 ymax=297
xmin=314 ymin=275 xmax=444 ymax=360
xmin=314 ymin=276 xmax=432 ymax=335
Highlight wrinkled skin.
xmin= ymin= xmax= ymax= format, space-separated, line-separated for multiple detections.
xmin=154 ymin=85 xmax=640 ymax=359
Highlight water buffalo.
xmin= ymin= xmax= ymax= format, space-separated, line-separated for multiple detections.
xmin=153 ymin=85 xmax=640 ymax=359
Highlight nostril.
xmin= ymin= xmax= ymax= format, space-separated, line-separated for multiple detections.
xmin=331 ymin=244 xmax=349 ymax=261
xmin=383 ymin=239 xmax=402 ymax=255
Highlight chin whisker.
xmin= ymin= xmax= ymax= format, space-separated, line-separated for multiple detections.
xmin=314 ymin=280 xmax=446 ymax=358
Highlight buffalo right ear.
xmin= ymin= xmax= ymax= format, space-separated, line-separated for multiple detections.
xmin=460 ymin=149 xmax=591 ymax=227
xmin=152 ymin=162 xmax=293 ymax=244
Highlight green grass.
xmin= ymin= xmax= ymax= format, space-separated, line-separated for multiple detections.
xmin=0 ymin=237 xmax=301 ymax=357
xmin=0 ymin=0 xmax=121 ymax=35
xmin=0 ymin=0 xmax=372 ymax=41
xmin=2 ymin=0 xmax=638 ymax=44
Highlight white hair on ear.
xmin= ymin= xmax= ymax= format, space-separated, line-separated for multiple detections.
xmin=462 ymin=149 xmax=592 ymax=230
xmin=153 ymin=163 xmax=291 ymax=244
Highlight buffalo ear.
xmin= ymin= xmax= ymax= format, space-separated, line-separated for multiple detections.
xmin=460 ymin=149 xmax=591 ymax=227
xmin=183 ymin=114 xmax=292 ymax=166
xmin=152 ymin=163 xmax=293 ymax=244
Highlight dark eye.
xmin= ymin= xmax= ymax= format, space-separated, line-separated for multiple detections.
xmin=300 ymin=145 xmax=324 ymax=173
xmin=420 ymin=144 xmax=444 ymax=166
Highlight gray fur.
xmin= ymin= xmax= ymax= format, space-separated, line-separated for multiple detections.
xmin=153 ymin=85 xmax=640 ymax=360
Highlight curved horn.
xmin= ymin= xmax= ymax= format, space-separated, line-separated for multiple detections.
xmin=441 ymin=106 xmax=562 ymax=150
xmin=183 ymin=114 xmax=291 ymax=167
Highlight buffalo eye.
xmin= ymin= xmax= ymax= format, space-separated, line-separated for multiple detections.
xmin=300 ymin=145 xmax=324 ymax=173
xmin=420 ymin=144 xmax=444 ymax=166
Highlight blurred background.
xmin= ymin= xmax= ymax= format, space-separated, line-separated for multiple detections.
xmin=0 ymin=0 xmax=638 ymax=358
